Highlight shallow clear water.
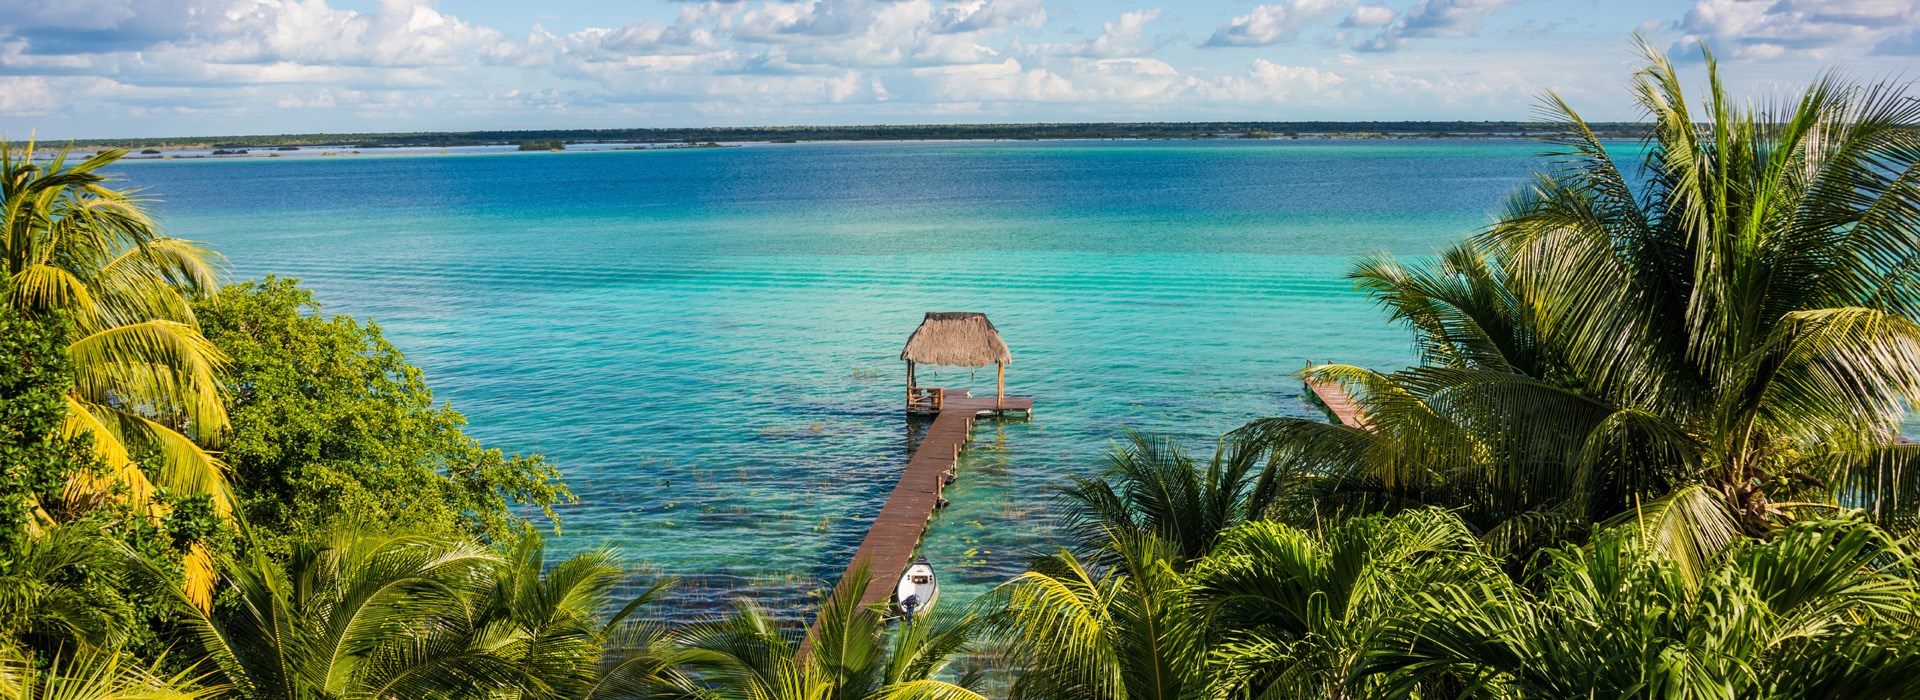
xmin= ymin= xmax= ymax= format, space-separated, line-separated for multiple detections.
xmin=117 ymin=139 xmax=1544 ymax=615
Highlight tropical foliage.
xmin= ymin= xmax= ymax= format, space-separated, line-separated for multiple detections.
xmin=149 ymin=529 xmax=675 ymax=700
xmin=1 ymin=143 xmax=228 ymax=606
xmin=1371 ymin=516 xmax=1920 ymax=699
xmin=0 ymin=644 xmax=217 ymax=700
xmin=192 ymin=277 xmax=568 ymax=552
xmin=1055 ymin=433 xmax=1279 ymax=564
xmin=1238 ymin=41 xmax=1920 ymax=558
xmin=5 ymin=39 xmax=1920 ymax=700
xmin=670 ymin=565 xmax=985 ymax=700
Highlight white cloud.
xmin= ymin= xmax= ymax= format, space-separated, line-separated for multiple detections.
xmin=734 ymin=0 xmax=877 ymax=42
xmin=1342 ymin=5 xmax=1395 ymax=28
xmin=1045 ymin=8 xmax=1163 ymax=57
xmin=0 ymin=76 xmax=62 ymax=115
xmin=1676 ymin=0 xmax=1920 ymax=60
xmin=1357 ymin=0 xmax=1516 ymax=51
xmin=1204 ymin=0 xmax=1352 ymax=48
xmin=930 ymin=0 xmax=1047 ymax=34
xmin=909 ymin=58 xmax=1073 ymax=101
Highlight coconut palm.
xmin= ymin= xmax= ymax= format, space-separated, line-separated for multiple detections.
xmin=1366 ymin=516 xmax=1920 ymax=699
xmin=154 ymin=528 xmax=676 ymax=700
xmin=0 ymin=524 xmax=134 ymax=655
xmin=473 ymin=536 xmax=683 ymax=700
xmin=1238 ymin=40 xmax=1920 ymax=554
xmin=670 ymin=564 xmax=985 ymax=700
xmin=1056 ymin=432 xmax=1281 ymax=565
xmin=0 ymin=643 xmax=217 ymax=700
xmin=1186 ymin=509 xmax=1502 ymax=699
xmin=167 ymin=530 xmax=504 ymax=699
xmin=988 ymin=533 xmax=1203 ymax=700
xmin=1 ymin=143 xmax=228 ymax=604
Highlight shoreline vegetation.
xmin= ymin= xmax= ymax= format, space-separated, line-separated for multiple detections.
xmin=60 ymin=120 xmax=1645 ymax=153
xmin=7 ymin=40 xmax=1920 ymax=699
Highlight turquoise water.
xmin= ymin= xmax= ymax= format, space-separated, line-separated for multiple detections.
xmin=117 ymin=139 xmax=1543 ymax=614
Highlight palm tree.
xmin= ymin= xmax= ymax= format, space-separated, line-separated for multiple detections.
xmin=1366 ymin=516 xmax=1920 ymax=698
xmin=156 ymin=528 xmax=675 ymax=700
xmin=991 ymin=510 xmax=1498 ymax=700
xmin=0 ymin=524 xmax=134 ymax=655
xmin=988 ymin=534 xmax=1203 ymax=700
xmin=1238 ymin=40 xmax=1920 ymax=553
xmin=1056 ymin=432 xmax=1280 ymax=564
xmin=1 ymin=143 xmax=228 ymax=604
xmin=670 ymin=564 xmax=985 ymax=700
xmin=0 ymin=643 xmax=218 ymax=700
xmin=473 ymin=536 xmax=683 ymax=700
xmin=1186 ymin=509 xmax=1502 ymax=699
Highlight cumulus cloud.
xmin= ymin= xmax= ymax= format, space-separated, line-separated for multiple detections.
xmin=0 ymin=76 xmax=61 ymax=115
xmin=3 ymin=0 xmax=507 ymax=68
xmin=1341 ymin=5 xmax=1395 ymax=28
xmin=733 ymin=0 xmax=876 ymax=42
xmin=909 ymin=57 xmax=1073 ymax=100
xmin=1676 ymin=0 xmax=1920 ymax=60
xmin=1044 ymin=8 xmax=1163 ymax=57
xmin=1356 ymin=0 xmax=1516 ymax=51
xmin=1204 ymin=0 xmax=1352 ymax=47
xmin=930 ymin=0 xmax=1047 ymax=34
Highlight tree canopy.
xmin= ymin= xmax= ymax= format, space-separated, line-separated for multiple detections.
xmin=192 ymin=277 xmax=568 ymax=550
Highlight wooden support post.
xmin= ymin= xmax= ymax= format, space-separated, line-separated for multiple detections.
xmin=996 ymin=362 xmax=1005 ymax=409
xmin=906 ymin=361 xmax=915 ymax=407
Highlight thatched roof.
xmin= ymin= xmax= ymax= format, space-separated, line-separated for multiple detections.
xmin=900 ymin=312 xmax=1011 ymax=367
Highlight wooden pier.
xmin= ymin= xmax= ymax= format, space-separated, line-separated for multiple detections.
xmin=799 ymin=312 xmax=1030 ymax=658
xmin=832 ymin=390 xmax=1033 ymax=611
xmin=1306 ymin=376 xmax=1369 ymax=430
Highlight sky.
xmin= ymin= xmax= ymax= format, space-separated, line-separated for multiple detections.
xmin=5 ymin=0 xmax=1919 ymax=138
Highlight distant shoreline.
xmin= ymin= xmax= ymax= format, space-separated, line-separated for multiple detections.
xmin=88 ymin=135 xmax=1604 ymax=164
xmin=53 ymin=121 xmax=1645 ymax=152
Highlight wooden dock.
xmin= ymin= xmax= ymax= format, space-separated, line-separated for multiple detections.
xmin=1306 ymin=376 xmax=1369 ymax=430
xmin=835 ymin=391 xmax=1032 ymax=609
xmin=801 ymin=389 xmax=1032 ymax=654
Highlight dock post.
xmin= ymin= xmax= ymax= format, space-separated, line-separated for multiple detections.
xmin=996 ymin=362 xmax=1005 ymax=410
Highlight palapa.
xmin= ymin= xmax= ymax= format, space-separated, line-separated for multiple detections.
xmin=899 ymin=312 xmax=1011 ymax=368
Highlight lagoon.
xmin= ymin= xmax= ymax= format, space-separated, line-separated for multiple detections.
xmin=118 ymin=139 xmax=1544 ymax=614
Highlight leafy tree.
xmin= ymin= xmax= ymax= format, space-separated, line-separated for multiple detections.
xmin=1368 ymin=516 xmax=1920 ymax=699
xmin=671 ymin=565 xmax=985 ymax=700
xmin=1238 ymin=41 xmax=1920 ymax=555
xmin=0 ymin=143 xmax=228 ymax=606
xmin=192 ymin=277 xmax=568 ymax=550
xmin=0 ymin=306 xmax=83 ymax=549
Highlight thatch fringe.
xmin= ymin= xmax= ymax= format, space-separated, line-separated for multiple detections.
xmin=900 ymin=312 xmax=1011 ymax=367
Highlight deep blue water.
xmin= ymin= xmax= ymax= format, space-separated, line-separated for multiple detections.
xmin=117 ymin=139 xmax=1545 ymax=613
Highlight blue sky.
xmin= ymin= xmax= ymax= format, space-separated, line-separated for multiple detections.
xmin=7 ymin=0 xmax=1919 ymax=138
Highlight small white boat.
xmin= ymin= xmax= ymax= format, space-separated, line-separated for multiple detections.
xmin=894 ymin=557 xmax=938 ymax=620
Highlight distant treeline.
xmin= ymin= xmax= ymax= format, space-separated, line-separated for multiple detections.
xmin=65 ymin=121 xmax=1649 ymax=149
